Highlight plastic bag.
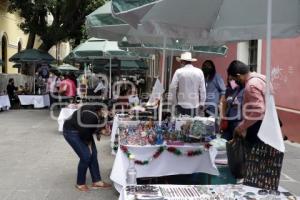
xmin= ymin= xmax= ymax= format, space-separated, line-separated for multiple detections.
xmin=226 ymin=138 xmax=246 ymax=179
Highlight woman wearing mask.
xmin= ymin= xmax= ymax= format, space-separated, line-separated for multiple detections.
xmin=202 ymin=60 xmax=226 ymax=118
xmin=220 ymin=79 xmax=244 ymax=140
xmin=63 ymin=105 xmax=112 ymax=191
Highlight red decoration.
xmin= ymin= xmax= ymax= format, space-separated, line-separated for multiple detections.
xmin=187 ymin=151 xmax=194 ymax=157
xmin=204 ymin=143 xmax=212 ymax=149
xmin=167 ymin=147 xmax=176 ymax=153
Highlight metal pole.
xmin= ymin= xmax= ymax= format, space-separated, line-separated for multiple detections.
xmin=33 ymin=63 xmax=35 ymax=94
xmin=266 ymin=0 xmax=272 ymax=98
xmin=109 ymin=56 xmax=112 ymax=99
xmin=158 ymin=37 xmax=167 ymax=125
xmin=169 ymin=50 xmax=174 ymax=85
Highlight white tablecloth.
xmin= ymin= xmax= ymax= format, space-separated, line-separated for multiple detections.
xmin=110 ymin=144 xmax=219 ymax=192
xmin=57 ymin=108 xmax=77 ymax=132
xmin=119 ymin=184 xmax=294 ymax=200
xmin=18 ymin=95 xmax=50 ymax=108
xmin=0 ymin=95 xmax=11 ymax=109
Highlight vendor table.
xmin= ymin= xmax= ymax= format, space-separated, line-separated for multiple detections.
xmin=110 ymin=115 xmax=216 ymax=154
xmin=110 ymin=144 xmax=219 ymax=192
xmin=57 ymin=108 xmax=77 ymax=132
xmin=18 ymin=94 xmax=50 ymax=108
xmin=0 ymin=95 xmax=11 ymax=110
xmin=119 ymin=184 xmax=297 ymax=200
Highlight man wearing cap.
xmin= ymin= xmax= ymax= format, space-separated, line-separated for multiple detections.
xmin=169 ymin=52 xmax=206 ymax=116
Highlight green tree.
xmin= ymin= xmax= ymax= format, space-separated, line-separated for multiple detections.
xmin=8 ymin=0 xmax=106 ymax=51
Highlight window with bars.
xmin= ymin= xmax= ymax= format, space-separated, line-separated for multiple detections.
xmin=249 ymin=40 xmax=258 ymax=72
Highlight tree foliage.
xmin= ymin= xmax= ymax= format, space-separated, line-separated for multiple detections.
xmin=8 ymin=0 xmax=106 ymax=51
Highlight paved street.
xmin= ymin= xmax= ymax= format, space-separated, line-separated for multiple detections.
xmin=0 ymin=110 xmax=118 ymax=200
xmin=0 ymin=109 xmax=299 ymax=200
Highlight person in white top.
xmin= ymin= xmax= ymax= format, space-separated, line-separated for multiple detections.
xmin=128 ymin=89 xmax=140 ymax=106
xmin=169 ymin=52 xmax=206 ymax=117
xmin=93 ymin=78 xmax=106 ymax=99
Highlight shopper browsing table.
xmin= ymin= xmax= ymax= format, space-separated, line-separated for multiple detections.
xmin=63 ymin=105 xmax=111 ymax=192
xmin=169 ymin=52 xmax=206 ymax=117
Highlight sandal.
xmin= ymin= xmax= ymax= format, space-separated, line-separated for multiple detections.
xmin=75 ymin=185 xmax=89 ymax=192
xmin=91 ymin=181 xmax=112 ymax=189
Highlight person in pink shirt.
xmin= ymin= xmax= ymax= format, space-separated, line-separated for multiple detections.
xmin=59 ymin=74 xmax=76 ymax=103
xmin=227 ymin=61 xmax=285 ymax=189
xmin=227 ymin=60 xmax=266 ymax=145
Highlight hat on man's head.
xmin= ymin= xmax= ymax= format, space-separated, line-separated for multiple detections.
xmin=176 ymin=52 xmax=197 ymax=62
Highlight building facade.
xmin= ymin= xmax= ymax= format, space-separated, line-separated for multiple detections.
xmin=0 ymin=0 xmax=70 ymax=74
xmin=0 ymin=0 xmax=33 ymax=74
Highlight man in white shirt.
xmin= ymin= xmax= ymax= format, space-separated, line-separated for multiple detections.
xmin=169 ymin=52 xmax=206 ymax=117
xmin=128 ymin=89 xmax=140 ymax=106
xmin=93 ymin=78 xmax=107 ymax=99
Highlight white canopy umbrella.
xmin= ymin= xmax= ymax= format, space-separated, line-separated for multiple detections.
xmin=111 ymin=0 xmax=300 ymax=152
xmin=113 ymin=0 xmax=300 ymax=45
xmin=86 ymin=1 xmax=231 ymax=125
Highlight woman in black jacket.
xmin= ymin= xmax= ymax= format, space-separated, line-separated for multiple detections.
xmin=63 ymin=105 xmax=111 ymax=191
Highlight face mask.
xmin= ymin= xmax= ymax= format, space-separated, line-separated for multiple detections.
xmin=235 ymin=79 xmax=244 ymax=87
xmin=229 ymin=80 xmax=238 ymax=89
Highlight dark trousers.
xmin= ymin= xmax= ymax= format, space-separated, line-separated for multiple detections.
xmin=49 ymin=92 xmax=58 ymax=106
xmin=246 ymin=120 xmax=262 ymax=146
xmin=63 ymin=130 xmax=101 ymax=185
xmin=176 ymin=105 xmax=198 ymax=117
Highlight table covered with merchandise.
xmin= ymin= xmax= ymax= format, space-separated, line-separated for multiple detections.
xmin=119 ymin=184 xmax=298 ymax=200
xmin=110 ymin=116 xmax=221 ymax=192
xmin=18 ymin=94 xmax=50 ymax=108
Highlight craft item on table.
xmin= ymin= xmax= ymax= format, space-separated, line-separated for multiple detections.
xmin=243 ymin=142 xmax=284 ymax=191
xmin=147 ymin=130 xmax=157 ymax=145
xmin=188 ymin=118 xmax=216 ymax=142
xmin=190 ymin=120 xmax=206 ymax=139
xmin=155 ymin=126 xmax=164 ymax=145
xmin=180 ymin=120 xmax=193 ymax=135
xmin=205 ymin=117 xmax=216 ymax=135
xmin=209 ymin=137 xmax=227 ymax=151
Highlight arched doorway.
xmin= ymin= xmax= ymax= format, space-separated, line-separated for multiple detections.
xmin=1 ymin=35 xmax=8 ymax=73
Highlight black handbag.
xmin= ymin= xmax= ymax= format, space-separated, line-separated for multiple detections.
xmin=226 ymin=137 xmax=246 ymax=179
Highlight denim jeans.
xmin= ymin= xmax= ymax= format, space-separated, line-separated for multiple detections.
xmin=63 ymin=130 xmax=101 ymax=185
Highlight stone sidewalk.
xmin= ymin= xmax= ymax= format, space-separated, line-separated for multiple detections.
xmin=0 ymin=110 xmax=118 ymax=200
xmin=0 ymin=109 xmax=299 ymax=200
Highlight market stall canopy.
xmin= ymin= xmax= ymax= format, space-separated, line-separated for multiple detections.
xmin=50 ymin=64 xmax=79 ymax=72
xmin=9 ymin=49 xmax=55 ymax=63
xmin=112 ymin=0 xmax=300 ymax=45
xmin=103 ymin=59 xmax=148 ymax=71
xmin=86 ymin=1 xmax=229 ymax=53
xmin=118 ymin=41 xmax=228 ymax=56
xmin=63 ymin=38 xmax=137 ymax=62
